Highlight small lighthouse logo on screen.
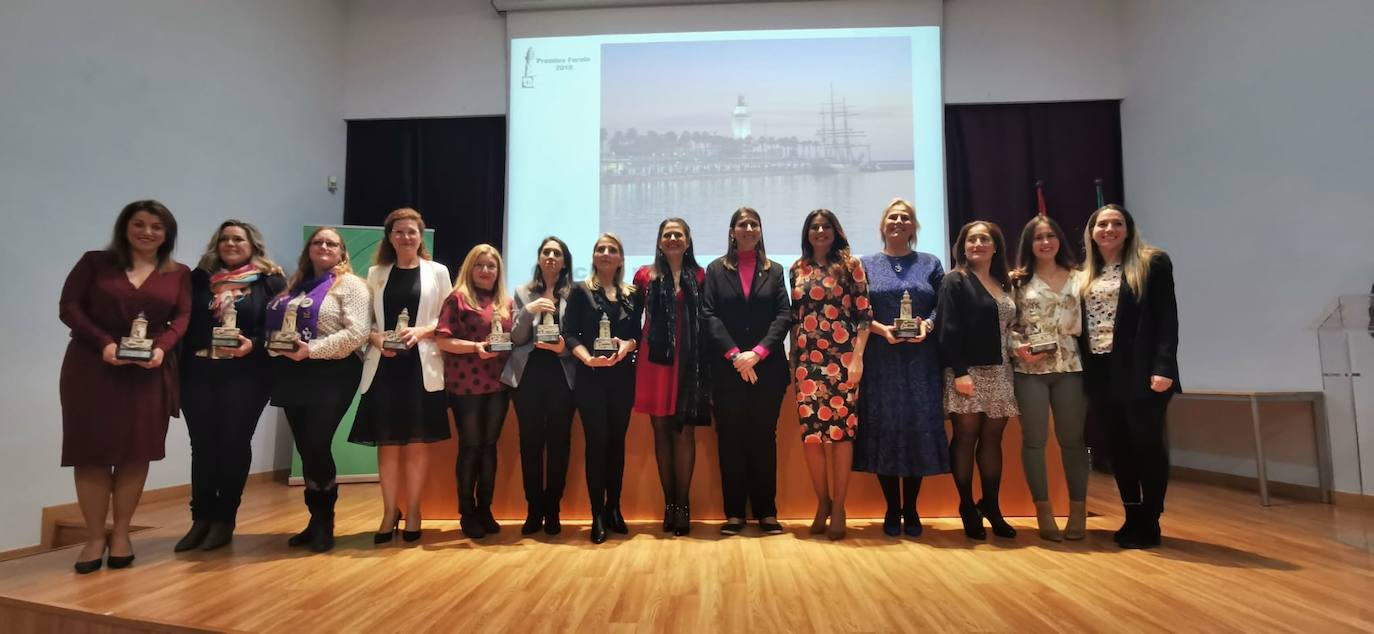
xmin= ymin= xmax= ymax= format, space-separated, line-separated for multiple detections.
xmin=522 ymin=47 xmax=535 ymax=88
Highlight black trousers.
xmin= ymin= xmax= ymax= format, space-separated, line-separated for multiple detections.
xmin=575 ymin=364 xmax=635 ymax=515
xmin=181 ymin=356 xmax=271 ymax=523
xmin=450 ymin=391 xmax=510 ymax=513
xmin=512 ymin=354 xmax=575 ymax=511
xmin=1085 ymin=354 xmax=1173 ymax=515
xmin=712 ymin=366 xmax=786 ymax=520
xmin=274 ymin=356 xmax=362 ymax=495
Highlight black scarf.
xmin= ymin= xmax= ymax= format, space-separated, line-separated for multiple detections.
xmin=646 ymin=268 xmax=709 ymax=425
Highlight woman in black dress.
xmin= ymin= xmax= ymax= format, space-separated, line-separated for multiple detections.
xmin=350 ymin=208 xmax=453 ymax=543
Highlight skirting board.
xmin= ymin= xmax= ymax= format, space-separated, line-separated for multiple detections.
xmin=25 ymin=469 xmax=289 ymax=555
xmin=1172 ymin=465 xmax=1331 ymax=504
xmin=287 ymin=473 xmax=378 ymax=486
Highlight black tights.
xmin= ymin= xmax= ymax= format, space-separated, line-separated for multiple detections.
xmin=949 ymin=413 xmax=1008 ymax=507
xmin=876 ymin=475 xmax=923 ymax=515
xmin=449 ymin=392 xmax=510 ymax=514
xmin=650 ymin=416 xmax=696 ymax=506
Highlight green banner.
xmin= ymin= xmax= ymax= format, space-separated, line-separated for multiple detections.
xmin=289 ymin=224 xmax=437 ymax=482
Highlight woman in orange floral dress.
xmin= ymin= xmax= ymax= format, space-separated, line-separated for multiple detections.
xmin=789 ymin=209 xmax=872 ymax=540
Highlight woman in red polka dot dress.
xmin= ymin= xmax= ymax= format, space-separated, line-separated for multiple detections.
xmin=789 ymin=209 xmax=871 ymax=540
xmin=436 ymin=244 xmax=513 ymax=539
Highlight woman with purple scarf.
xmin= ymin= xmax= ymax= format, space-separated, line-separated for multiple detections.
xmin=175 ymin=221 xmax=286 ymax=552
xmin=266 ymin=226 xmax=371 ymax=553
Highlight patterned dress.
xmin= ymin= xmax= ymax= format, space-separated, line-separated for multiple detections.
xmin=790 ymin=256 xmax=872 ymax=443
xmin=943 ymin=292 xmax=1020 ymax=418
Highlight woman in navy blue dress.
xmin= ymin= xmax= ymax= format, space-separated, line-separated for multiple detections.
xmin=855 ymin=199 xmax=948 ymax=537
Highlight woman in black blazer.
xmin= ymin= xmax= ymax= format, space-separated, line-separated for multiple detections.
xmin=177 ymin=220 xmax=286 ymax=552
xmin=562 ymin=233 xmax=642 ymax=544
xmin=701 ymin=208 xmax=792 ymax=537
xmin=1080 ymin=204 xmax=1180 ymax=549
xmin=937 ymin=220 xmax=1020 ymax=540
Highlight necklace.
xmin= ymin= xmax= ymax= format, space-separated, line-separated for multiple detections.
xmin=883 ymin=250 xmax=911 ymax=273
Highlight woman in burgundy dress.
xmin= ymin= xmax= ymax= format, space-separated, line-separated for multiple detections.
xmin=59 ymin=200 xmax=191 ymax=573
xmin=633 ymin=218 xmax=710 ymax=536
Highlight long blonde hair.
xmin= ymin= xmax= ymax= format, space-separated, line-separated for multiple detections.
xmin=197 ymin=219 xmax=284 ymax=275
xmin=585 ymin=233 xmax=635 ymax=297
xmin=285 ymin=226 xmax=354 ymax=293
xmin=1083 ymin=204 xmax=1161 ymax=298
xmin=454 ymin=244 xmax=511 ymax=319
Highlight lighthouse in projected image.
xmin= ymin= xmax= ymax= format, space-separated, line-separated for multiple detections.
xmin=731 ymin=95 xmax=751 ymax=140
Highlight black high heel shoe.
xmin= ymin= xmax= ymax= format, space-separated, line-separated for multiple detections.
xmin=959 ymin=502 xmax=987 ymax=540
xmin=106 ymin=550 xmax=135 ymax=569
xmin=374 ymin=509 xmax=402 ymax=544
xmin=590 ymin=515 xmax=608 ymax=544
xmin=74 ymin=545 xmax=105 ymax=575
xmin=402 ymin=509 xmax=423 ymax=543
xmin=977 ymin=498 xmax=1017 ymax=538
xmin=605 ymin=505 xmax=629 ymax=535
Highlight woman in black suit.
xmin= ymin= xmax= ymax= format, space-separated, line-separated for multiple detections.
xmin=702 ymin=208 xmax=792 ymax=537
xmin=562 ymin=233 xmax=642 ymax=543
xmin=1080 ymin=204 xmax=1180 ymax=549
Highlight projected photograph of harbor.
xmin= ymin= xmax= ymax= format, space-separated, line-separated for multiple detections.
xmin=600 ymin=36 xmax=917 ymax=256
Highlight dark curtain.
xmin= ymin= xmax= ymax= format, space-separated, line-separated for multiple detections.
xmin=944 ymin=100 xmax=1123 ymax=262
xmin=343 ymin=116 xmax=507 ymax=270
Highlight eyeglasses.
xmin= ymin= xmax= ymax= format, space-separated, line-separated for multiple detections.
xmin=310 ymin=239 xmax=342 ymax=249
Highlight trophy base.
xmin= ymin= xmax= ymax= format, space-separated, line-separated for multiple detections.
xmin=211 ymin=333 xmax=241 ymax=348
xmin=382 ymin=342 xmax=410 ymax=352
xmin=267 ymin=340 xmax=300 ymax=353
xmin=894 ymin=318 xmax=923 ymax=340
xmin=592 ymin=339 xmax=618 ymax=358
xmin=488 ymin=342 xmax=513 ymax=352
xmin=535 ymin=326 xmax=561 ymax=344
xmin=116 ymin=347 xmax=154 ymax=361
xmin=1028 ymin=342 xmax=1059 ymax=355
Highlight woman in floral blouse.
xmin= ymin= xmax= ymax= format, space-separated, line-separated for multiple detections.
xmin=1009 ymin=215 xmax=1088 ymax=542
xmin=789 ymin=209 xmax=871 ymax=540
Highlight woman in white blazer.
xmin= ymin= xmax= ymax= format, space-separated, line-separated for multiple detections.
xmin=349 ymin=208 xmax=453 ymax=543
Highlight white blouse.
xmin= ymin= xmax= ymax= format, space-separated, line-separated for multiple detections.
xmin=1010 ymin=271 xmax=1084 ymax=374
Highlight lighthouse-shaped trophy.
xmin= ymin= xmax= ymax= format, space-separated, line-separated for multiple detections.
xmin=592 ymin=312 xmax=618 ymax=357
xmin=211 ymin=298 xmax=241 ymax=353
xmin=383 ymin=308 xmax=411 ymax=351
xmin=893 ymin=291 xmax=924 ymax=339
xmin=487 ymin=314 xmax=513 ymax=352
xmin=535 ymin=304 xmax=561 ymax=344
xmin=117 ymin=312 xmax=155 ymax=361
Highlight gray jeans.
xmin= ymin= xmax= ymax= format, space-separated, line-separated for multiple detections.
xmin=1014 ymin=372 xmax=1089 ymax=501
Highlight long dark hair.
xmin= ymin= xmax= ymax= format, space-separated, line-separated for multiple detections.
xmin=723 ymin=207 xmax=771 ymax=271
xmin=651 ymin=217 xmax=702 ymax=279
xmin=951 ymin=220 xmax=1011 ymax=291
xmin=1010 ymin=216 xmax=1079 ymax=287
xmin=798 ymin=208 xmax=851 ymax=277
xmin=528 ymin=235 xmax=573 ymax=297
xmin=108 ymin=199 xmax=178 ymax=271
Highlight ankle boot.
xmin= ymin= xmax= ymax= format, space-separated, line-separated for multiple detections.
xmin=1114 ymin=503 xmax=1143 ymax=545
xmin=606 ymin=505 xmax=628 ymax=534
xmin=590 ymin=513 xmax=608 ymax=544
xmin=1121 ymin=508 xmax=1162 ymax=549
xmin=1034 ymin=501 xmax=1063 ymax=542
xmin=662 ymin=504 xmax=676 ymax=532
xmin=901 ymin=507 xmax=923 ymax=537
xmin=673 ymin=503 xmax=691 ymax=536
xmin=978 ymin=498 xmax=1017 ymax=538
xmin=288 ymin=489 xmax=321 ymax=547
xmin=309 ymin=487 xmax=337 ymax=553
xmin=175 ymin=520 xmax=212 ymax=552
xmin=1064 ymin=501 xmax=1087 ymax=540
xmin=459 ymin=498 xmax=485 ymax=539
xmin=479 ymin=506 xmax=501 ymax=534
xmin=882 ymin=508 xmax=901 ymax=537
xmin=200 ymin=521 xmax=235 ymax=551
xmin=522 ymin=502 xmax=544 ymax=535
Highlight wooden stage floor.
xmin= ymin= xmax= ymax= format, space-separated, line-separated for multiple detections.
xmin=2 ymin=474 xmax=1373 ymax=632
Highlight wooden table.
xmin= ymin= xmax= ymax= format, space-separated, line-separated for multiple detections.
xmin=1173 ymin=390 xmax=1332 ymax=506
